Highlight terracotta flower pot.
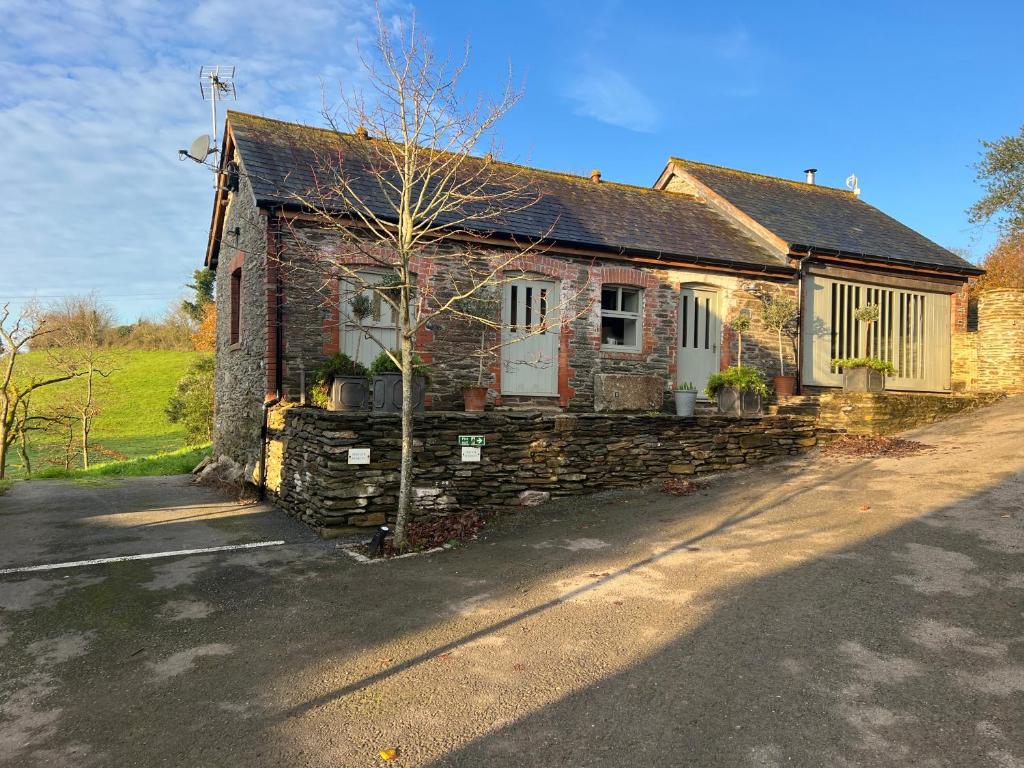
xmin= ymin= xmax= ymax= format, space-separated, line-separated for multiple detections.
xmin=773 ymin=375 xmax=797 ymax=398
xmin=462 ymin=385 xmax=487 ymax=412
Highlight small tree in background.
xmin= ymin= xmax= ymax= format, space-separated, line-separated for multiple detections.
xmin=971 ymin=232 xmax=1024 ymax=296
xmin=282 ymin=9 xmax=588 ymax=549
xmin=730 ymin=313 xmax=751 ymax=368
xmin=760 ymin=294 xmax=798 ymax=376
xmin=182 ymin=268 xmax=216 ymax=324
xmin=165 ymin=355 xmax=214 ymax=444
xmin=0 ymin=304 xmax=83 ymax=479
xmin=192 ymin=304 xmax=217 ymax=352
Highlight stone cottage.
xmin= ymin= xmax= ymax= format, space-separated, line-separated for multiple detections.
xmin=204 ymin=111 xmax=982 ymax=476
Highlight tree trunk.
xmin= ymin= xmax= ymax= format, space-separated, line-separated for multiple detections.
xmin=778 ymin=329 xmax=784 ymax=375
xmin=0 ymin=423 xmax=8 ymax=480
xmin=81 ymin=367 xmax=93 ymax=470
xmin=393 ymin=283 xmax=415 ymax=551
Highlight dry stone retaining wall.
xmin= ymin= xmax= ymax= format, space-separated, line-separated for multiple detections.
xmin=265 ymin=406 xmax=828 ymax=535
xmin=977 ymin=289 xmax=1024 ymax=395
xmin=814 ymin=392 xmax=1003 ymax=435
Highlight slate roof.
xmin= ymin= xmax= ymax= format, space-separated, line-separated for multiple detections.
xmin=225 ymin=112 xmax=787 ymax=271
xmin=671 ymin=159 xmax=980 ymax=274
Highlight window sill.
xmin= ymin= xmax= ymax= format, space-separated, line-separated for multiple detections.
xmin=600 ymin=348 xmax=645 ymax=360
xmin=228 ymin=342 xmax=242 ymax=352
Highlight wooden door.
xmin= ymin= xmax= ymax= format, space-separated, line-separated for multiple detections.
xmin=677 ymin=287 xmax=720 ymax=398
xmin=501 ymin=279 xmax=560 ymax=396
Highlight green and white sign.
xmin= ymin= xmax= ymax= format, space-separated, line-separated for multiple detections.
xmin=458 ymin=435 xmax=486 ymax=446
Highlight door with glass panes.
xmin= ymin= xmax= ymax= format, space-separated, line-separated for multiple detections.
xmin=501 ymin=279 xmax=559 ymax=396
xmin=677 ymin=287 xmax=720 ymax=398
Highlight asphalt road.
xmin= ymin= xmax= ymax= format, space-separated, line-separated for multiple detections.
xmin=0 ymin=398 xmax=1022 ymax=767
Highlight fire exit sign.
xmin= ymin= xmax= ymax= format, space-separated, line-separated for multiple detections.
xmin=458 ymin=435 xmax=486 ymax=446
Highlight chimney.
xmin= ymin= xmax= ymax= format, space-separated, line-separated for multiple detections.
xmin=591 ymin=169 xmax=602 ymax=183
xmin=804 ymin=167 xmax=817 ymax=185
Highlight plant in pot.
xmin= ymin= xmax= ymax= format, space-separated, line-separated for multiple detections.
xmin=674 ymin=381 xmax=698 ymax=417
xmin=705 ymin=366 xmax=769 ymax=417
xmin=370 ymin=350 xmax=430 ymax=413
xmin=347 ymin=291 xmax=373 ymax=364
xmin=760 ymin=293 xmax=799 ymax=397
xmin=310 ymin=353 xmax=370 ymax=411
xmin=832 ymin=304 xmax=896 ymax=392
xmin=453 ymin=293 xmax=497 ymax=412
xmin=832 ymin=356 xmax=896 ymax=393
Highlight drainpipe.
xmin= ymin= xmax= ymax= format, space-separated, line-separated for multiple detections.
xmin=258 ymin=255 xmax=285 ymax=501
xmin=794 ymin=249 xmax=813 ymax=394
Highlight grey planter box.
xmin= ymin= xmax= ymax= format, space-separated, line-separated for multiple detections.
xmin=372 ymin=373 xmax=426 ymax=413
xmin=674 ymin=390 xmax=697 ymax=416
xmin=716 ymin=387 xmax=763 ymax=417
xmin=842 ymin=366 xmax=886 ymax=393
xmin=328 ymin=376 xmax=369 ymax=411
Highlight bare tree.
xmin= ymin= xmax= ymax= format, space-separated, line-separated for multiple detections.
xmin=0 ymin=304 xmax=82 ymax=479
xmin=281 ymin=9 xmax=586 ymax=548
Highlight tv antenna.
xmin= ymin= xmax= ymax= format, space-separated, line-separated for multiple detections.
xmin=179 ymin=66 xmax=236 ymax=184
xmin=845 ymin=173 xmax=861 ymax=197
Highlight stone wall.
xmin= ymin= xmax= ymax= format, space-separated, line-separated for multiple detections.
xmin=814 ymin=391 xmax=1004 ymax=435
xmin=977 ymin=289 xmax=1024 ymax=394
xmin=212 ymin=164 xmax=270 ymax=476
xmin=266 ymin=406 xmax=828 ymax=534
xmin=951 ymin=332 xmax=979 ymax=392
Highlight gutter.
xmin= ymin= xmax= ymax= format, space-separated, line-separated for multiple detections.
xmin=791 ymin=244 xmax=984 ymax=277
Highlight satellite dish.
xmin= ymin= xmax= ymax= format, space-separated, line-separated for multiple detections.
xmin=188 ymin=134 xmax=212 ymax=162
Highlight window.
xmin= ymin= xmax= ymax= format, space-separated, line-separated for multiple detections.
xmin=229 ymin=267 xmax=242 ymax=345
xmin=600 ymin=286 xmax=642 ymax=351
xmin=339 ymin=271 xmax=413 ymax=367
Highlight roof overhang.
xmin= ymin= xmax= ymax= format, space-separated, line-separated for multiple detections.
xmin=791 ymin=244 xmax=984 ymax=279
xmin=203 ymin=120 xmax=238 ymax=270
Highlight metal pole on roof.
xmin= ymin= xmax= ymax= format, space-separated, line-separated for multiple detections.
xmin=199 ymin=66 xmax=237 ymax=184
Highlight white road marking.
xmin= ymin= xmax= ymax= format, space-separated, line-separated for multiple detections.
xmin=0 ymin=540 xmax=287 ymax=575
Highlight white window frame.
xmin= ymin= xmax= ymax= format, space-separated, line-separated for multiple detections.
xmin=600 ymin=285 xmax=643 ymax=352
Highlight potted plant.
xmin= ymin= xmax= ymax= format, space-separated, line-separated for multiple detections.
xmin=348 ymin=291 xmax=372 ymax=365
xmin=370 ymin=350 xmax=430 ymax=413
xmin=311 ymin=353 xmax=370 ymax=411
xmin=832 ymin=357 xmax=896 ymax=393
xmin=705 ymin=366 xmax=769 ymax=416
xmin=760 ymin=293 xmax=799 ymax=397
xmin=832 ymin=304 xmax=896 ymax=392
xmin=454 ymin=293 xmax=496 ymax=412
xmin=674 ymin=381 xmax=698 ymax=417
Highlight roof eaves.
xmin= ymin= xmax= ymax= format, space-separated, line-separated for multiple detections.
xmin=792 ymin=243 xmax=984 ymax=277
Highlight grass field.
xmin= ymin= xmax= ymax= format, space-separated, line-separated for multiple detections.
xmin=6 ymin=350 xmax=205 ymax=480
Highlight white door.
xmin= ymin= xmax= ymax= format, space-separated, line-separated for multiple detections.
xmin=501 ymin=279 xmax=560 ymax=395
xmin=677 ymin=287 xmax=721 ymax=398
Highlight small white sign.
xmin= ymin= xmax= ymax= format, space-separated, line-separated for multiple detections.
xmin=461 ymin=446 xmax=481 ymax=463
xmin=348 ymin=448 xmax=371 ymax=465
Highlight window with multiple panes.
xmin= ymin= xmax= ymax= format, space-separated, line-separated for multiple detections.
xmin=339 ymin=271 xmax=413 ymax=367
xmin=229 ymin=267 xmax=242 ymax=345
xmin=600 ymin=286 xmax=642 ymax=351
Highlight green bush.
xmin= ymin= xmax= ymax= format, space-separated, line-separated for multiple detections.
xmin=831 ymin=357 xmax=897 ymax=376
xmin=164 ymin=355 xmax=214 ymax=444
xmin=705 ymin=366 xmax=769 ymax=399
xmin=310 ymin=353 xmax=369 ymax=408
xmin=368 ymin=350 xmax=431 ymax=381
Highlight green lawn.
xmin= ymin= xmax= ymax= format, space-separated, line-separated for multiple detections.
xmin=7 ymin=350 xmax=204 ymax=479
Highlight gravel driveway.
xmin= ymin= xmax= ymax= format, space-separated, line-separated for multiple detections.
xmin=1 ymin=397 xmax=1022 ymax=767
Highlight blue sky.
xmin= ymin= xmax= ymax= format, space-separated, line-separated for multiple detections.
xmin=2 ymin=0 xmax=1021 ymax=322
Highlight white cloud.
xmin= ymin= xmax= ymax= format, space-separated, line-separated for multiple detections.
xmin=0 ymin=0 xmax=382 ymax=322
xmin=565 ymin=65 xmax=659 ymax=133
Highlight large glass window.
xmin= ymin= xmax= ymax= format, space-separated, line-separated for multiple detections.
xmin=600 ymin=286 xmax=642 ymax=351
xmin=339 ymin=271 xmax=410 ymax=367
